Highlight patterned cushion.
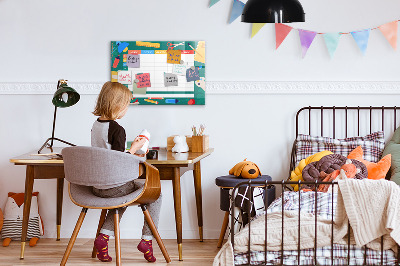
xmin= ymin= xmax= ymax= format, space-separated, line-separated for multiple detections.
xmin=295 ymin=131 xmax=385 ymax=166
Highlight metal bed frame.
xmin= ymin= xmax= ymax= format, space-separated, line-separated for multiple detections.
xmin=230 ymin=106 xmax=400 ymax=266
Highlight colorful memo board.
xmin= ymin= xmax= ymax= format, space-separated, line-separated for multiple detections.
xmin=111 ymin=41 xmax=206 ymax=105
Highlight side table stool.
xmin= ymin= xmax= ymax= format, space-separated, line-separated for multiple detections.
xmin=215 ymin=175 xmax=275 ymax=248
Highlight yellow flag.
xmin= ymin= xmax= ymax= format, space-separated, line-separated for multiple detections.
xmin=251 ymin=23 xmax=266 ymax=38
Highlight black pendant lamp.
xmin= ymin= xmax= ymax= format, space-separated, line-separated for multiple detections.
xmin=242 ymin=0 xmax=305 ymax=23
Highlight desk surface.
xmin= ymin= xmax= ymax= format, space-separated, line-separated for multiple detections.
xmin=10 ymin=147 xmax=214 ymax=165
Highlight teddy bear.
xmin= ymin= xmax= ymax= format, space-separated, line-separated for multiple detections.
xmin=229 ymin=159 xmax=261 ymax=179
xmin=172 ymin=135 xmax=189 ymax=153
xmin=1 ymin=192 xmax=43 ymax=247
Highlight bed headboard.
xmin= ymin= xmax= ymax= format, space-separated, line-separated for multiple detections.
xmin=290 ymin=106 xmax=400 ymax=179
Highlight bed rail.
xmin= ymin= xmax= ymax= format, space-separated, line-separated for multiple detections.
xmin=230 ymin=180 xmax=400 ymax=266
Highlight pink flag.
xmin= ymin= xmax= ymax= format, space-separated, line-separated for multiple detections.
xmin=298 ymin=29 xmax=317 ymax=58
xmin=275 ymin=23 xmax=293 ymax=49
xmin=378 ymin=21 xmax=398 ymax=50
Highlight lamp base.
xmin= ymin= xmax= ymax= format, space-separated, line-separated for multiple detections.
xmin=38 ymin=137 xmax=76 ymax=154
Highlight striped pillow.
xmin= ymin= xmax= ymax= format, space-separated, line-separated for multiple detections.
xmin=294 ymin=131 xmax=385 ymax=166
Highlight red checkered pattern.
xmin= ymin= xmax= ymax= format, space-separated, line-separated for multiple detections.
xmin=294 ymin=131 xmax=385 ymax=166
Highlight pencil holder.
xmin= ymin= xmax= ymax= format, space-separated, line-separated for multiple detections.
xmin=191 ymin=135 xmax=209 ymax=153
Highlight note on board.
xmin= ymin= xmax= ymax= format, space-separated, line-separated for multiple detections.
xmin=118 ymin=71 xmax=132 ymax=84
xmin=186 ymin=67 xmax=200 ymax=82
xmin=167 ymin=50 xmax=182 ymax=64
xmin=127 ymin=54 xmax=140 ymax=68
xmin=172 ymin=63 xmax=187 ymax=76
xmin=136 ymin=73 xmax=151 ymax=88
xmin=164 ymin=73 xmax=179 ymax=87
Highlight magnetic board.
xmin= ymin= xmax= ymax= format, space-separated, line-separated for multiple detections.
xmin=111 ymin=41 xmax=205 ymax=105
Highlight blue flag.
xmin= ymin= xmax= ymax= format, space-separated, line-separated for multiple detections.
xmin=229 ymin=0 xmax=245 ymax=23
xmin=351 ymin=29 xmax=371 ymax=55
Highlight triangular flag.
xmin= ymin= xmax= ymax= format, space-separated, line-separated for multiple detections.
xmin=275 ymin=23 xmax=293 ymax=49
xmin=229 ymin=0 xmax=245 ymax=24
xmin=298 ymin=29 xmax=317 ymax=58
xmin=209 ymin=0 xmax=220 ymax=7
xmin=378 ymin=21 xmax=398 ymax=50
xmin=351 ymin=29 xmax=370 ymax=55
xmin=323 ymin=33 xmax=341 ymax=58
xmin=251 ymin=23 xmax=266 ymax=38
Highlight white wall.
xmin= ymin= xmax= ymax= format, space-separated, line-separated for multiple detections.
xmin=1 ymin=0 xmax=400 ymax=239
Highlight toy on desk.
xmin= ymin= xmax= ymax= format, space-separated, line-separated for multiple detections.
xmin=172 ymin=135 xmax=189 ymax=153
xmin=229 ymin=159 xmax=261 ymax=179
xmin=1 ymin=192 xmax=44 ymax=247
xmin=135 ymin=129 xmax=150 ymax=155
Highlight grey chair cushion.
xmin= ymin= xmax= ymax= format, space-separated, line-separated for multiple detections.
xmin=69 ymin=180 xmax=145 ymax=208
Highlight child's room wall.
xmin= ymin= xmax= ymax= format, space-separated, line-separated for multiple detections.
xmin=1 ymin=0 xmax=400 ymax=239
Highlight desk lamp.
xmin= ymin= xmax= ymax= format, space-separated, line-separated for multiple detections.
xmin=38 ymin=79 xmax=80 ymax=154
xmin=241 ymin=0 xmax=305 ymax=23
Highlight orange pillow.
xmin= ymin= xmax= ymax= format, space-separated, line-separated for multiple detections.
xmin=347 ymin=146 xmax=391 ymax=180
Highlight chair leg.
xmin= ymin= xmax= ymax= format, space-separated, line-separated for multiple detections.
xmin=114 ymin=209 xmax=121 ymax=266
xmin=141 ymin=205 xmax=171 ymax=263
xmin=60 ymin=208 xmax=88 ymax=266
xmin=91 ymin=209 xmax=108 ymax=258
xmin=217 ymin=211 xmax=230 ymax=248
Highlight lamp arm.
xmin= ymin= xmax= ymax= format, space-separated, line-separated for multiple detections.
xmin=50 ymin=105 xmax=57 ymax=148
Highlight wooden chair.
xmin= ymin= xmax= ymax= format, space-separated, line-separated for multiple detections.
xmin=60 ymin=146 xmax=171 ymax=265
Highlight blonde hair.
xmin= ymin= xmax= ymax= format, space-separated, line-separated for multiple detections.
xmin=93 ymin=81 xmax=132 ymax=120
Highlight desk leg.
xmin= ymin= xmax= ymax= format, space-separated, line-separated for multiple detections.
xmin=172 ymin=167 xmax=183 ymax=261
xmin=193 ymin=161 xmax=203 ymax=242
xmin=56 ymin=178 xmax=64 ymax=241
xmin=20 ymin=165 xmax=34 ymax=259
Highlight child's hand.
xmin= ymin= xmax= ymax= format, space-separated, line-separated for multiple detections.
xmin=134 ymin=149 xmax=149 ymax=157
xmin=129 ymin=137 xmax=147 ymax=155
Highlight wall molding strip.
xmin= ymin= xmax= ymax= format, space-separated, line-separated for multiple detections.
xmin=0 ymin=81 xmax=399 ymax=95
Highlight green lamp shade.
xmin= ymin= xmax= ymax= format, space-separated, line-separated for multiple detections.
xmin=52 ymin=84 xmax=80 ymax=108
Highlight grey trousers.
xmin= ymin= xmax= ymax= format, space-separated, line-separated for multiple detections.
xmin=92 ymin=180 xmax=162 ymax=240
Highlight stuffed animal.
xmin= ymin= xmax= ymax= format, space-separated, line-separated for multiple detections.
xmin=172 ymin=135 xmax=189 ymax=153
xmin=289 ymin=150 xmax=333 ymax=191
xmin=348 ymin=146 xmax=391 ymax=180
xmin=229 ymin=159 xmax=261 ymax=179
xmin=0 ymin=208 xmax=3 ymax=232
xmin=317 ymin=160 xmax=360 ymax=193
xmin=1 ymin=192 xmax=44 ymax=247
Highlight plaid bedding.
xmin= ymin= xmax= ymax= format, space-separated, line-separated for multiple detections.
xmin=234 ymin=191 xmax=397 ymax=265
xmin=294 ymin=131 xmax=385 ymax=166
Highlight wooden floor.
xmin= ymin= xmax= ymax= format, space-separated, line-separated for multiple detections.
xmin=0 ymin=239 xmax=221 ymax=265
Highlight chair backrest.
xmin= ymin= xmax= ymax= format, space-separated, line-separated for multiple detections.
xmin=62 ymin=146 xmax=145 ymax=187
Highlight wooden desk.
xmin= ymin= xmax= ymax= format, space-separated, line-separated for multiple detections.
xmin=10 ymin=147 xmax=213 ymax=261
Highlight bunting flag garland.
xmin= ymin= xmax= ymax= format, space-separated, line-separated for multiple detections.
xmin=229 ymin=0 xmax=245 ymax=24
xmin=209 ymin=0 xmax=220 ymax=7
xmin=275 ymin=23 xmax=293 ymax=49
xmin=206 ymin=3 xmax=400 ymax=58
xmin=351 ymin=29 xmax=370 ymax=55
xmin=251 ymin=23 xmax=266 ymax=38
xmin=298 ymin=30 xmax=317 ymax=58
xmin=378 ymin=21 xmax=398 ymax=50
xmin=323 ymin=33 xmax=341 ymax=58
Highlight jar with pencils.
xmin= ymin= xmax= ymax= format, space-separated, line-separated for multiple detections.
xmin=191 ymin=124 xmax=209 ymax=153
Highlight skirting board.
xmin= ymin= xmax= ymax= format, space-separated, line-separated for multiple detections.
xmin=0 ymin=81 xmax=400 ymax=95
